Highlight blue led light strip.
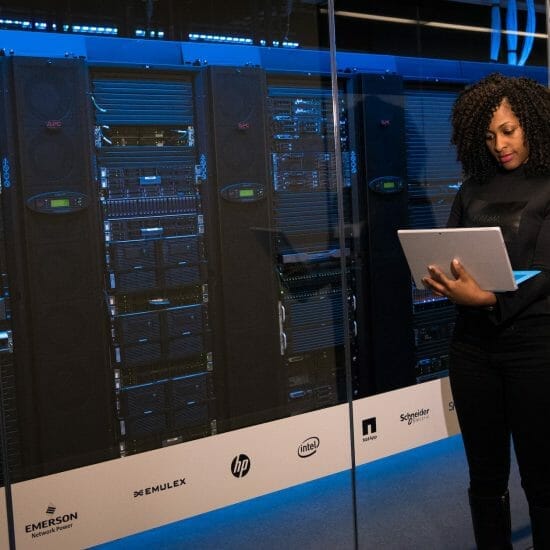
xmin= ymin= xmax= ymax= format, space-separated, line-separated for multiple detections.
xmin=518 ymin=0 xmax=535 ymax=66
xmin=490 ymin=1 xmax=501 ymax=61
xmin=506 ymin=0 xmax=518 ymax=64
xmin=491 ymin=0 xmax=502 ymax=61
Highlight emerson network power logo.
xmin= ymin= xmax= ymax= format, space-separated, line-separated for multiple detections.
xmin=25 ymin=503 xmax=78 ymax=539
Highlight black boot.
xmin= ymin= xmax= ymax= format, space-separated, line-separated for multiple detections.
xmin=468 ymin=489 xmax=513 ymax=549
xmin=529 ymin=505 xmax=550 ymax=549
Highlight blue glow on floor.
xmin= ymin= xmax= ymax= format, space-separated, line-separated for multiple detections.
xmin=92 ymin=435 xmax=464 ymax=549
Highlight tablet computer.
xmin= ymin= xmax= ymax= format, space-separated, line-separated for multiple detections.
xmin=397 ymin=227 xmax=539 ymax=292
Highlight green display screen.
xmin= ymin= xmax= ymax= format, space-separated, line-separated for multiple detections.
xmin=50 ymin=198 xmax=70 ymax=208
xmin=383 ymin=181 xmax=396 ymax=190
xmin=239 ymin=189 xmax=254 ymax=198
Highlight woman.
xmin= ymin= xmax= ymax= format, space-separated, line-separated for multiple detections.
xmin=422 ymin=73 xmax=550 ymax=549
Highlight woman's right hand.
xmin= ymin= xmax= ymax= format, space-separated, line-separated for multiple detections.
xmin=422 ymin=259 xmax=497 ymax=307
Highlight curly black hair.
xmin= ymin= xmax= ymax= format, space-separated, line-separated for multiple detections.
xmin=451 ymin=73 xmax=550 ymax=183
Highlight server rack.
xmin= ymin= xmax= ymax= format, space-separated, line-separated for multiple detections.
xmin=92 ymin=66 xmax=361 ymax=439
xmin=347 ymin=74 xmax=416 ymax=396
xmin=0 ymin=56 xmax=117 ymax=479
xmin=0 ymin=59 xmax=17 ymax=486
xmin=404 ymin=85 xmax=464 ymax=382
xmin=206 ymin=66 xmax=285 ymax=429
xmin=92 ymin=70 xmax=218 ymax=455
xmin=266 ymin=76 xmax=356 ymax=412
xmin=0 ymin=52 xmax=474 ymax=473
xmin=0 ymin=214 xmax=16 ymax=487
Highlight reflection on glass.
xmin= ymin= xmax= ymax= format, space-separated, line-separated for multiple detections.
xmin=0 ymin=3 xmax=360 ymax=549
xmin=333 ymin=0 xmax=547 ymax=66
xmin=0 ymin=1 xmax=356 ymax=484
xmin=335 ymin=0 xmax=548 ymax=396
xmin=404 ymin=87 xmax=462 ymax=383
xmin=335 ymin=1 xmax=548 ymax=548
xmin=268 ymin=81 xmax=354 ymax=412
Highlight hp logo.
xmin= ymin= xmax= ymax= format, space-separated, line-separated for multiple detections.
xmin=231 ymin=454 xmax=251 ymax=478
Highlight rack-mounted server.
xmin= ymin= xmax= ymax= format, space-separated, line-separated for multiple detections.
xmin=0 ymin=53 xmax=474 ymax=480
xmin=404 ymin=87 xmax=463 ymax=382
xmin=267 ymin=82 xmax=355 ymax=412
xmin=93 ymin=74 xmax=216 ymax=455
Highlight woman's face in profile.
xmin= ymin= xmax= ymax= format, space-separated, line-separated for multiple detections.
xmin=484 ymin=99 xmax=530 ymax=171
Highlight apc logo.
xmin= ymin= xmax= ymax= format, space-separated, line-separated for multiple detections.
xmin=231 ymin=454 xmax=251 ymax=478
xmin=362 ymin=417 xmax=378 ymax=442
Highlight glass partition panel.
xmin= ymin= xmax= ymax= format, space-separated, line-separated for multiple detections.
xmin=0 ymin=1 xmax=357 ymax=548
xmin=334 ymin=0 xmax=548 ymax=397
xmin=0 ymin=381 xmax=11 ymax=550
xmin=0 ymin=55 xmax=14 ymax=550
xmin=334 ymin=0 xmax=548 ymax=548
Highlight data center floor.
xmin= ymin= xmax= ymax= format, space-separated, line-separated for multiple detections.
xmin=93 ymin=434 xmax=531 ymax=549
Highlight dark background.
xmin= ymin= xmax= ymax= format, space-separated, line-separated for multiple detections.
xmin=0 ymin=1 xmax=547 ymax=65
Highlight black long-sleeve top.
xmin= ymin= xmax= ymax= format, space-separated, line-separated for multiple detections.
xmin=447 ymin=166 xmax=550 ymax=326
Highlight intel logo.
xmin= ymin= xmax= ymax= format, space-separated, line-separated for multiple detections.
xmin=298 ymin=437 xmax=320 ymax=458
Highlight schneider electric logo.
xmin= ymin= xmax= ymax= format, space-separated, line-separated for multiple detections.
xmin=133 ymin=478 xmax=187 ymax=498
xmin=231 ymin=454 xmax=251 ymax=478
xmin=362 ymin=417 xmax=378 ymax=442
xmin=298 ymin=437 xmax=320 ymax=458
xmin=400 ymin=407 xmax=430 ymax=426
xmin=24 ymin=504 xmax=78 ymax=539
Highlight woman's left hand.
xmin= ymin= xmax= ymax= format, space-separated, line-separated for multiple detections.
xmin=422 ymin=259 xmax=497 ymax=307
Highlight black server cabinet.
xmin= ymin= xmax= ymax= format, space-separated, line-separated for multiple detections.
xmin=0 ymin=58 xmax=18 ymax=486
xmin=266 ymin=76 xmax=356 ymax=412
xmin=208 ymin=68 xmax=357 ymax=425
xmin=92 ymin=70 xmax=217 ymax=454
xmin=0 ymin=59 xmax=462 ymax=477
xmin=207 ymin=67 xmax=284 ymax=428
xmin=349 ymin=74 xmax=416 ymax=396
xmin=0 ymin=57 xmax=117 ymax=478
xmin=404 ymin=85 xmax=463 ymax=382
xmin=0 ymin=224 xmax=17 ymax=486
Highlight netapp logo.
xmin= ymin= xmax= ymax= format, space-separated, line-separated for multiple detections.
xmin=133 ymin=478 xmax=187 ymax=498
xmin=400 ymin=408 xmax=430 ymax=426
xmin=298 ymin=437 xmax=320 ymax=458
xmin=25 ymin=504 xmax=78 ymax=538
xmin=362 ymin=417 xmax=377 ymax=442
xmin=231 ymin=454 xmax=251 ymax=478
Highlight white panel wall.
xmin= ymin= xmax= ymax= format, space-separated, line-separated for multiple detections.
xmin=0 ymin=487 xmax=8 ymax=550
xmin=11 ymin=404 xmax=351 ymax=549
xmin=354 ymin=377 xmax=459 ymax=465
xmin=8 ymin=377 xmax=459 ymax=550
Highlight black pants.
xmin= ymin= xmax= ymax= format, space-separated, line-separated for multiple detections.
xmin=449 ymin=315 xmax=550 ymax=507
